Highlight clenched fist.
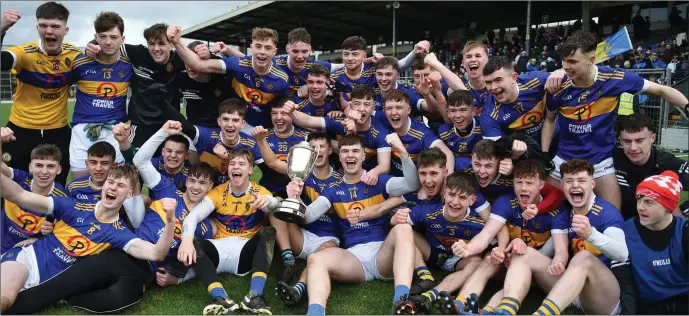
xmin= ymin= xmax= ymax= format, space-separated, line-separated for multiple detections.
xmin=394 ymin=208 xmax=411 ymax=225
xmin=1 ymin=9 xmax=21 ymax=33
xmin=161 ymin=198 xmax=178 ymax=224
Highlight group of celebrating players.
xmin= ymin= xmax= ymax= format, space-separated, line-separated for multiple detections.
xmin=0 ymin=2 xmax=688 ymax=315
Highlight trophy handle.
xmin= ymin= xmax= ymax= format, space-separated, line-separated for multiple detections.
xmin=306 ymin=143 xmax=321 ymax=179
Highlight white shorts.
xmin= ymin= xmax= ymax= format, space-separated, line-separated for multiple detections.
xmin=69 ymin=123 xmax=126 ymax=171
xmin=347 ymin=241 xmax=391 ymax=281
xmin=549 ymin=156 xmax=615 ymax=181
xmin=441 ymin=255 xmax=461 ymax=272
xmin=295 ymin=229 xmax=340 ymax=260
xmin=572 ymin=297 xmax=621 ymax=315
xmin=2 ymin=245 xmax=41 ymax=290
xmin=208 ymin=236 xmax=250 ymax=276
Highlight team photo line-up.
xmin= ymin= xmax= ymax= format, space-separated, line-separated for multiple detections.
xmin=0 ymin=2 xmax=688 ymax=316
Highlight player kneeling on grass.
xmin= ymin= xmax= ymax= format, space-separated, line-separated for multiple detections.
xmin=528 ymin=158 xmax=627 ymax=315
xmin=285 ymin=134 xmax=420 ymax=315
xmin=0 ymin=165 xmax=176 ymax=313
xmin=393 ymin=172 xmax=489 ymax=314
xmin=178 ymin=149 xmax=281 ymax=315
xmin=625 ymin=171 xmax=688 ymax=315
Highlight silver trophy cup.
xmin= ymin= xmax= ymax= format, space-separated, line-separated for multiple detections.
xmin=274 ymin=141 xmax=320 ymax=224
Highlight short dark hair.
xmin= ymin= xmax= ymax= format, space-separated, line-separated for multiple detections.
xmin=218 ymin=98 xmax=248 ymax=118
xmin=350 ymin=84 xmax=375 ymax=101
xmin=513 ymin=159 xmax=546 ymax=180
xmin=188 ymin=162 xmax=217 ymax=183
xmin=307 ymin=131 xmax=331 ymax=144
xmin=342 ymin=36 xmax=366 ymax=51
xmin=287 ymin=27 xmax=311 ymax=45
xmin=143 ymin=23 xmax=168 ymax=43
xmin=308 ymin=64 xmax=330 ymax=80
xmin=187 ymin=40 xmax=205 ymax=51
xmin=270 ymin=96 xmax=291 ymax=111
xmin=227 ymin=148 xmax=255 ymax=167
xmin=472 ymin=139 xmax=500 ymax=160
xmin=94 ymin=11 xmax=124 ymax=35
xmin=36 ymin=2 xmax=69 ymax=22
xmin=617 ymin=114 xmax=655 ymax=136
xmin=560 ymin=158 xmax=594 ymax=177
xmin=339 ymin=134 xmax=364 ymax=150
xmin=384 ymin=88 xmax=410 ymax=105
xmin=163 ymin=134 xmax=190 ymax=151
xmin=445 ymin=172 xmax=479 ymax=196
xmin=417 ymin=147 xmax=447 ymax=169
xmin=87 ymin=141 xmax=116 ymax=162
xmin=483 ymin=56 xmax=514 ymax=76
xmin=375 ymin=56 xmax=399 ymax=72
xmin=448 ymin=90 xmax=475 ymax=108
xmin=411 ymin=55 xmax=429 ymax=71
xmin=31 ymin=144 xmax=62 ymax=162
xmin=558 ymin=30 xmax=597 ymax=57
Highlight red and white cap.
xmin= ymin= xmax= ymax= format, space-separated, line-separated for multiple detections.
xmin=636 ymin=170 xmax=683 ymax=211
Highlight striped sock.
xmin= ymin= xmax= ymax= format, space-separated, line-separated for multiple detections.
xmin=207 ymin=282 xmax=228 ymax=300
xmin=483 ymin=306 xmax=495 ymax=313
xmin=293 ymin=282 xmax=306 ymax=300
xmin=533 ymin=298 xmax=561 ymax=315
xmin=393 ymin=285 xmax=410 ymax=302
xmin=496 ymin=297 xmax=521 ymax=315
xmin=281 ymin=249 xmax=295 ymax=265
xmin=454 ymin=295 xmax=467 ymax=312
xmin=307 ymin=303 xmax=325 ymax=315
xmin=249 ymin=272 xmax=267 ymax=295
xmin=414 ymin=266 xmax=435 ymax=281
xmin=421 ymin=288 xmax=440 ymax=303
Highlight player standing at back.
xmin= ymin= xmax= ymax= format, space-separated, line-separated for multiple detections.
xmin=542 ymin=30 xmax=689 ymax=210
xmin=0 ymin=3 xmax=81 ymax=185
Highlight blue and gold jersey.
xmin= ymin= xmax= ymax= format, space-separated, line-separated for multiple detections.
xmin=1 ymin=169 xmax=67 ymax=253
xmin=5 ymin=40 xmax=81 ymax=129
xmin=490 ymin=191 xmax=569 ymax=250
xmin=292 ymin=96 xmax=339 ymax=118
xmin=345 ymin=83 xmax=423 ymax=115
xmin=194 ymin=126 xmax=263 ymax=184
xmin=259 ymin=127 xmax=310 ymax=194
xmin=136 ymin=190 xmax=214 ymax=273
xmin=474 ymin=174 xmax=514 ymax=204
xmin=150 ymin=156 xmax=190 ymax=195
xmin=321 ymin=174 xmax=394 ymax=248
xmin=70 ymin=54 xmax=132 ymax=125
xmin=465 ymin=81 xmax=491 ymax=116
xmin=331 ymin=63 xmax=377 ymax=100
xmin=207 ymin=181 xmax=271 ymax=239
xmin=30 ymin=197 xmax=139 ymax=282
xmin=546 ymin=66 xmax=647 ymax=163
xmin=274 ymin=56 xmax=332 ymax=95
xmin=324 ymin=116 xmax=392 ymax=171
xmin=568 ymin=195 xmax=624 ymax=267
xmin=390 ymin=118 xmax=442 ymax=177
xmin=67 ymin=176 xmax=101 ymax=208
xmin=481 ymin=71 xmax=550 ymax=140
xmin=409 ymin=203 xmax=486 ymax=254
xmin=221 ymin=56 xmax=290 ymax=128
xmin=439 ymin=118 xmax=483 ymax=158
xmin=302 ymin=169 xmax=342 ymax=238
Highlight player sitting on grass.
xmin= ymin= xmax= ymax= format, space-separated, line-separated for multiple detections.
xmin=285 ymin=134 xmax=420 ymax=315
xmin=458 ymin=159 xmax=570 ymax=315
xmin=529 ymin=159 xmax=628 ymax=315
xmin=0 ymin=165 xmax=176 ymax=313
xmin=178 ymin=149 xmax=281 ymax=315
xmin=0 ymin=132 xmax=67 ymax=254
xmin=624 ymin=171 xmax=688 ymax=315
xmin=393 ymin=172 xmax=490 ymax=314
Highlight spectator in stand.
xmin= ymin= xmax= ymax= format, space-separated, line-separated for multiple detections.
xmin=526 ymin=57 xmax=540 ymax=72
xmin=649 ymin=54 xmax=667 ymax=69
xmin=663 ymin=43 xmax=675 ymax=63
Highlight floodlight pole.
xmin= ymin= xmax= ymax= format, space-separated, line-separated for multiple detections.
xmin=525 ymin=0 xmax=531 ymax=58
xmin=392 ymin=3 xmax=397 ymax=55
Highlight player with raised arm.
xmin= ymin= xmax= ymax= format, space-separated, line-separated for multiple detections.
xmin=167 ymin=25 xmax=290 ymax=132
xmin=0 ymin=165 xmax=176 ymax=313
xmin=286 ymin=133 xmax=420 ymax=314
xmin=456 ymin=159 xmax=569 ymax=315
xmin=0 ymin=137 xmax=67 ymax=254
xmin=624 ymin=171 xmax=688 ymax=315
xmin=178 ymin=149 xmax=281 ymax=315
xmin=252 ymin=131 xmax=342 ymax=307
xmin=0 ymin=3 xmax=81 ymax=185
xmin=382 ymin=88 xmax=455 ymax=176
xmin=438 ymin=90 xmax=484 ymax=172
xmin=542 ymin=30 xmax=689 ymax=211
xmin=68 ymin=11 xmax=131 ymax=180
xmin=614 ymin=114 xmax=689 ymax=220
xmin=286 ymin=84 xmax=392 ymax=185
xmin=528 ymin=159 xmax=628 ymax=315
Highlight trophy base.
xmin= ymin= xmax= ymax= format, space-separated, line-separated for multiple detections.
xmin=274 ymin=199 xmax=306 ymax=225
